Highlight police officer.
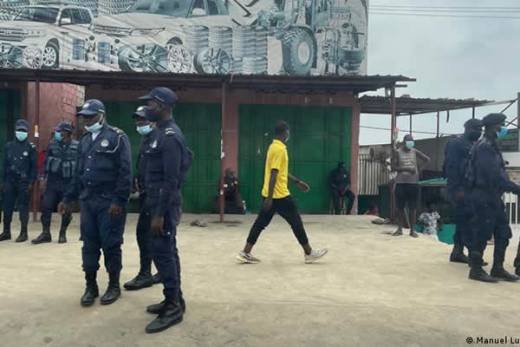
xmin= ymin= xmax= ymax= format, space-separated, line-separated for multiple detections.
xmin=32 ymin=122 xmax=78 ymax=244
xmin=0 ymin=119 xmax=36 ymax=242
xmin=59 ymin=99 xmax=132 ymax=306
xmin=467 ymin=113 xmax=520 ymax=283
xmin=138 ymin=88 xmax=191 ymax=333
xmin=123 ymin=106 xmax=160 ymax=290
xmin=443 ymin=119 xmax=483 ymax=264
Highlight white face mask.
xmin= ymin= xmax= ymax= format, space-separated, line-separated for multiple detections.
xmin=84 ymin=115 xmax=104 ymax=133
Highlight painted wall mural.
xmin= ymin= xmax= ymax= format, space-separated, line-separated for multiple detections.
xmin=0 ymin=0 xmax=368 ymax=75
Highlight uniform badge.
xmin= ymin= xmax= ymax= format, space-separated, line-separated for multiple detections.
xmin=101 ymin=140 xmax=109 ymax=148
xmin=151 ymin=140 xmax=158 ymax=149
xmin=23 ymin=151 xmax=28 ymax=156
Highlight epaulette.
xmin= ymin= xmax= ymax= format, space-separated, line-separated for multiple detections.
xmin=165 ymin=127 xmax=176 ymax=136
xmin=109 ymin=126 xmax=124 ymax=135
xmin=29 ymin=142 xmax=36 ymax=148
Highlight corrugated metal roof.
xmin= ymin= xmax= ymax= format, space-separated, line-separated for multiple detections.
xmin=360 ymin=95 xmax=493 ymax=115
xmin=0 ymin=69 xmax=415 ymax=93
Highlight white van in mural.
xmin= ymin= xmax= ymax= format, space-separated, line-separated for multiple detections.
xmin=0 ymin=0 xmax=368 ymax=76
xmin=0 ymin=5 xmax=94 ymax=69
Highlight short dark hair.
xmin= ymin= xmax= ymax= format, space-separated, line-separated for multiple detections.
xmin=275 ymin=121 xmax=289 ymax=136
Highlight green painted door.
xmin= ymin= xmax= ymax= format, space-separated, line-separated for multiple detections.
xmin=104 ymin=102 xmax=221 ymax=213
xmin=239 ymin=105 xmax=352 ymax=214
xmin=0 ymin=90 xmax=21 ymax=178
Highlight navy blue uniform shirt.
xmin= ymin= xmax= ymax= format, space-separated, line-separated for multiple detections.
xmin=3 ymin=139 xmax=37 ymax=183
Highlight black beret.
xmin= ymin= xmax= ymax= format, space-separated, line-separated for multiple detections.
xmin=464 ymin=118 xmax=483 ymax=128
xmin=482 ymin=113 xmax=506 ymax=126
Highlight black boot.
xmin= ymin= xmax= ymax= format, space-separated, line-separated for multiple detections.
xmin=147 ymin=296 xmax=186 ymax=315
xmin=124 ymin=271 xmax=154 ymax=291
xmin=32 ymin=225 xmax=52 ymax=244
xmin=145 ymin=300 xmax=183 ymax=334
xmin=469 ymin=267 xmax=498 ymax=283
xmin=450 ymin=245 xmax=469 ymax=263
xmin=15 ymin=224 xmax=28 ymax=243
xmin=100 ymin=272 xmax=121 ymax=305
xmin=514 ymin=258 xmax=520 ymax=276
xmin=490 ymin=266 xmax=519 ymax=282
xmin=152 ymin=273 xmax=161 ymax=284
xmin=0 ymin=225 xmax=11 ymax=241
xmin=81 ymin=272 xmax=99 ymax=307
xmin=58 ymin=215 xmax=71 ymax=244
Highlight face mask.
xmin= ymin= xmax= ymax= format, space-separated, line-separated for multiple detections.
xmin=84 ymin=115 xmax=104 ymax=133
xmin=145 ymin=106 xmax=161 ymax=122
xmin=496 ymin=126 xmax=509 ymax=139
xmin=15 ymin=131 xmax=28 ymax=141
xmin=405 ymin=140 xmax=415 ymax=149
xmin=54 ymin=131 xmax=62 ymax=142
xmin=136 ymin=124 xmax=153 ymax=136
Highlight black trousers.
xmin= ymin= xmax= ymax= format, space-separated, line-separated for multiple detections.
xmin=246 ymin=196 xmax=309 ymax=246
xmin=41 ymin=185 xmax=72 ymax=229
xmin=331 ymin=189 xmax=356 ymax=214
xmin=3 ymin=179 xmax=30 ymax=228
xmin=136 ymin=196 xmax=153 ymax=274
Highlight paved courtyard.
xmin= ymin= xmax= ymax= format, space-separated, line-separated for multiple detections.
xmin=1 ymin=214 xmax=520 ymax=347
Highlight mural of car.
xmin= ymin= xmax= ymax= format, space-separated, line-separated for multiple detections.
xmin=0 ymin=5 xmax=94 ymax=69
xmin=91 ymin=0 xmax=234 ymax=73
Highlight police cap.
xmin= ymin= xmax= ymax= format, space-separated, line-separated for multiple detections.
xmin=56 ymin=121 xmax=74 ymax=133
xmin=482 ymin=113 xmax=507 ymax=127
xmin=77 ymin=99 xmax=105 ymax=117
xmin=464 ymin=118 xmax=483 ymax=129
xmin=15 ymin=119 xmax=29 ymax=131
xmin=139 ymin=87 xmax=178 ymax=107
xmin=132 ymin=105 xmax=147 ymax=119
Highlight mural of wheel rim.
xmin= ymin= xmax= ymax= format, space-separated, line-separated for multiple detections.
xmin=167 ymin=45 xmax=192 ymax=73
xmin=22 ymin=46 xmax=43 ymax=69
xmin=297 ymin=41 xmax=312 ymax=65
xmin=42 ymin=46 xmax=57 ymax=67
xmin=194 ymin=48 xmax=231 ymax=74
xmin=121 ymin=45 xmax=168 ymax=72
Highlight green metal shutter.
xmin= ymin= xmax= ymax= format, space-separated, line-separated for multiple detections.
xmin=105 ymin=102 xmax=221 ymax=213
xmin=239 ymin=105 xmax=352 ymax=214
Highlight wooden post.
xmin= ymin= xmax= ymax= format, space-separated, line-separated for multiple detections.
xmin=390 ymin=86 xmax=397 ymax=222
xmin=409 ymin=113 xmax=412 ymax=135
xmin=472 ymin=106 xmax=475 ymax=119
xmin=219 ymin=81 xmax=228 ymax=223
xmin=32 ymin=80 xmax=40 ymax=223
xmin=436 ymin=111 xmax=440 ymax=138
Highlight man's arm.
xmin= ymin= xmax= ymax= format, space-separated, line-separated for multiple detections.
xmin=112 ymin=134 xmax=132 ymax=207
xmin=154 ymin=135 xmax=182 ymax=218
xmin=477 ymin=144 xmax=520 ymax=194
xmin=28 ymin=146 xmax=37 ymax=184
xmin=415 ymin=149 xmax=431 ymax=165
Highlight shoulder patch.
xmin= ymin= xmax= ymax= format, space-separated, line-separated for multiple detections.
xmin=165 ymin=128 xmax=176 ymax=136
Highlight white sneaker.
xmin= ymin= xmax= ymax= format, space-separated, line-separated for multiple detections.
xmin=305 ymin=249 xmax=328 ymax=264
xmin=236 ymin=251 xmax=261 ymax=264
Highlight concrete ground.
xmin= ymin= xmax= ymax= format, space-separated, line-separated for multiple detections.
xmin=1 ymin=214 xmax=520 ymax=347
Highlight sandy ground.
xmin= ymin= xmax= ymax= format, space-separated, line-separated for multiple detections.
xmin=1 ymin=213 xmax=520 ymax=347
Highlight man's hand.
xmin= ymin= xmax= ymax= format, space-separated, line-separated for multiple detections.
xmin=58 ymin=201 xmax=72 ymax=215
xmin=151 ymin=216 xmax=164 ymax=236
xmin=108 ymin=203 xmax=123 ymax=218
xmin=454 ymin=191 xmax=465 ymax=202
xmin=262 ymin=198 xmax=273 ymax=212
xmin=27 ymin=183 xmax=34 ymax=193
xmin=296 ymin=181 xmax=310 ymax=192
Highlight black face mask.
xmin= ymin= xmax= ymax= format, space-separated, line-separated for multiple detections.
xmin=467 ymin=130 xmax=481 ymax=141
xmin=145 ymin=105 xmax=162 ymax=122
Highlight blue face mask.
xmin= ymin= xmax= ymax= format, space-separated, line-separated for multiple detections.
xmin=84 ymin=116 xmax=104 ymax=134
xmin=54 ymin=131 xmax=62 ymax=142
xmin=136 ymin=124 xmax=153 ymax=136
xmin=496 ymin=126 xmax=509 ymax=139
xmin=405 ymin=140 xmax=415 ymax=149
xmin=15 ymin=131 xmax=28 ymax=142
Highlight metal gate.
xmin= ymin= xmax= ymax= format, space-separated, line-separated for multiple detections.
xmin=357 ymin=153 xmax=390 ymax=195
xmin=504 ymin=193 xmax=520 ymax=226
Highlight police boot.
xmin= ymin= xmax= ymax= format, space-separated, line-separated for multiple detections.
xmin=145 ymin=300 xmax=183 ymax=334
xmin=514 ymin=258 xmax=520 ymax=276
xmin=100 ymin=272 xmax=121 ymax=305
xmin=449 ymin=245 xmax=469 ymax=264
xmin=15 ymin=224 xmax=28 ymax=243
xmin=124 ymin=270 xmax=154 ymax=291
xmin=81 ymin=272 xmax=99 ymax=307
xmin=468 ymin=251 xmax=497 ymax=283
xmin=147 ymin=295 xmax=186 ymax=315
xmin=0 ymin=224 xmax=11 ymax=241
xmin=152 ymin=273 xmax=161 ymax=284
xmin=58 ymin=215 xmax=71 ymax=244
xmin=31 ymin=225 xmax=51 ymax=244
xmin=490 ymin=265 xmax=519 ymax=282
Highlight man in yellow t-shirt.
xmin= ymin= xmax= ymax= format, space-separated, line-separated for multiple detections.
xmin=236 ymin=121 xmax=328 ymax=264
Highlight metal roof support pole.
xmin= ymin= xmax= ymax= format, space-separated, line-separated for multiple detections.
xmin=219 ymin=81 xmax=228 ymax=223
xmin=390 ymin=85 xmax=397 ymax=223
xmin=32 ymin=80 xmax=40 ymax=222
xmin=472 ymin=106 xmax=475 ymax=119
xmin=436 ymin=111 xmax=440 ymax=138
xmin=409 ymin=113 xmax=412 ymax=135
xmin=517 ymin=92 xmax=519 ymax=129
